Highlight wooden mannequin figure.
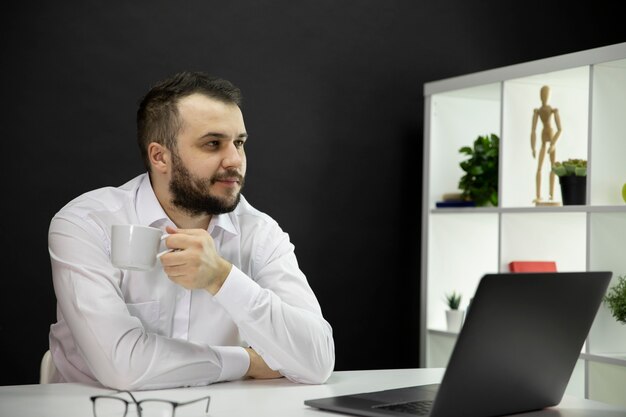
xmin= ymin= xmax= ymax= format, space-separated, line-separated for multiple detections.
xmin=531 ymin=85 xmax=562 ymax=206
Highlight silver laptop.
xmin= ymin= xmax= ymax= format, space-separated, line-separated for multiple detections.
xmin=305 ymin=271 xmax=612 ymax=417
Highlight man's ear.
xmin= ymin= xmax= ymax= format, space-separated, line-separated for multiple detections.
xmin=148 ymin=142 xmax=170 ymax=174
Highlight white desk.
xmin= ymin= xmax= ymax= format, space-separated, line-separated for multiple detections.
xmin=1 ymin=369 xmax=625 ymax=417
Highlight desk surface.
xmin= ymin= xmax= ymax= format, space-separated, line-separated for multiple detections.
xmin=1 ymin=368 xmax=625 ymax=417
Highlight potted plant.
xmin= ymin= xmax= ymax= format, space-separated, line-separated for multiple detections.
xmin=458 ymin=134 xmax=499 ymax=207
xmin=604 ymin=274 xmax=626 ymax=325
xmin=551 ymin=158 xmax=587 ymax=205
xmin=444 ymin=291 xmax=464 ymax=332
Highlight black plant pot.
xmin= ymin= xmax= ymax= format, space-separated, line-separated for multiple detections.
xmin=559 ymin=175 xmax=587 ymax=205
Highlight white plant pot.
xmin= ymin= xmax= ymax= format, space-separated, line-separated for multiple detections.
xmin=446 ymin=309 xmax=465 ymax=333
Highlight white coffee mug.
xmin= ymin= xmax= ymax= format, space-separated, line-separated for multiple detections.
xmin=110 ymin=224 xmax=170 ymax=271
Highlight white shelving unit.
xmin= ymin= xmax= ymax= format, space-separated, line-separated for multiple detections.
xmin=420 ymin=42 xmax=626 ymax=407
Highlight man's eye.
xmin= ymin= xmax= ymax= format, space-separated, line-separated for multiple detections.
xmin=204 ymin=141 xmax=219 ymax=148
xmin=234 ymin=140 xmax=245 ymax=148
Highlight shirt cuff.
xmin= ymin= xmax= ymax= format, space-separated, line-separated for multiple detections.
xmin=213 ymin=346 xmax=249 ymax=382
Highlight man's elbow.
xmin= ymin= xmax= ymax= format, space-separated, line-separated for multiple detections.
xmin=283 ymin=365 xmax=333 ymax=385
xmin=95 ymin=369 xmax=148 ymax=391
xmin=90 ymin=354 xmax=154 ymax=391
xmin=306 ymin=364 xmax=334 ymax=384
xmin=285 ymin=347 xmax=335 ymax=385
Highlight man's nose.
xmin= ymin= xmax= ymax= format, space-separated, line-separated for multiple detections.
xmin=222 ymin=142 xmax=244 ymax=168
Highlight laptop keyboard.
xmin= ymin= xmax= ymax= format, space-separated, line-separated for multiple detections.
xmin=373 ymin=400 xmax=433 ymax=415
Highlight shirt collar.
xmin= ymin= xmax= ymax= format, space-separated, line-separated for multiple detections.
xmin=136 ymin=172 xmax=239 ymax=236
xmin=136 ymin=173 xmax=170 ymax=228
xmin=209 ymin=209 xmax=239 ymax=236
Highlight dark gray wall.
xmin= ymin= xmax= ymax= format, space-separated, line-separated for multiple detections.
xmin=1 ymin=1 xmax=623 ymax=385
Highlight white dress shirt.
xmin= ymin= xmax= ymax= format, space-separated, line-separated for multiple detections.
xmin=48 ymin=173 xmax=335 ymax=390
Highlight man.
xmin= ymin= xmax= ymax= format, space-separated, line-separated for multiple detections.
xmin=48 ymin=71 xmax=335 ymax=390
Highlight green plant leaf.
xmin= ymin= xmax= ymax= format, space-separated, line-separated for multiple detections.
xmin=552 ymin=164 xmax=567 ymax=176
xmin=469 ymin=166 xmax=483 ymax=176
xmin=445 ymin=291 xmax=462 ymax=310
xmin=604 ymin=275 xmax=626 ymax=324
xmin=457 ymin=134 xmax=499 ymax=206
xmin=552 ymin=158 xmax=587 ymax=177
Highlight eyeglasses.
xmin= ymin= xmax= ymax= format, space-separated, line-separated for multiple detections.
xmin=90 ymin=390 xmax=210 ymax=417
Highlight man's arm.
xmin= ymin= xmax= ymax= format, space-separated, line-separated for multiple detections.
xmin=49 ymin=216 xmax=251 ymax=390
xmin=214 ymin=223 xmax=335 ymax=384
xmin=244 ymin=347 xmax=282 ymax=379
xmin=160 ymin=224 xmax=335 ymax=384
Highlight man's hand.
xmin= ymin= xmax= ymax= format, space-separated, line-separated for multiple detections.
xmin=159 ymin=226 xmax=232 ymax=294
xmin=245 ymin=347 xmax=283 ymax=379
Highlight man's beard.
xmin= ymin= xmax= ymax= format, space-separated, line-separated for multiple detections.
xmin=169 ymin=153 xmax=244 ymax=216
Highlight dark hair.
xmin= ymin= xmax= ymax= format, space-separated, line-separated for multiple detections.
xmin=136 ymin=71 xmax=242 ymax=171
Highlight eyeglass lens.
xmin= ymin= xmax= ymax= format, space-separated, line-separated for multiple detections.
xmin=136 ymin=401 xmax=175 ymax=417
xmin=93 ymin=397 xmax=128 ymax=417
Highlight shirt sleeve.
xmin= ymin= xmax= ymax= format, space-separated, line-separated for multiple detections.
xmin=49 ymin=215 xmax=249 ymax=390
xmin=213 ymin=222 xmax=335 ymax=384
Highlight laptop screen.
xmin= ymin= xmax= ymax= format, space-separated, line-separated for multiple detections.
xmin=305 ymin=271 xmax=612 ymax=417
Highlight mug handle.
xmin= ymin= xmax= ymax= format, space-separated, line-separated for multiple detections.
xmin=156 ymin=233 xmax=172 ymax=259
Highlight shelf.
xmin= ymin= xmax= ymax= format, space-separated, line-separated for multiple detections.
xmin=431 ymin=205 xmax=626 ymax=215
xmin=427 ymin=328 xmax=460 ymax=337
xmin=427 ymin=330 xmax=626 ymax=367
xmin=422 ymin=43 xmax=626 ymax=407
xmin=580 ymin=353 xmax=626 ymax=367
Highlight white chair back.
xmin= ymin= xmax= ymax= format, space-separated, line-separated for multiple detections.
xmin=40 ymin=350 xmax=58 ymax=384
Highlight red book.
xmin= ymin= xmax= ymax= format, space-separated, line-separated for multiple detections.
xmin=509 ymin=261 xmax=557 ymax=273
